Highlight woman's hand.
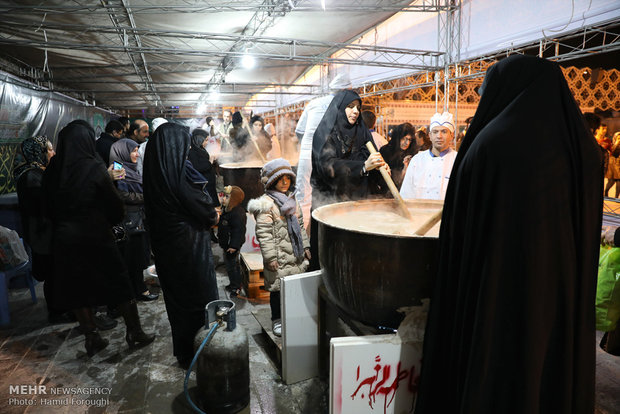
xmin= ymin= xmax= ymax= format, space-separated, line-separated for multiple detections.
xmin=403 ymin=154 xmax=413 ymax=169
xmin=107 ymin=165 xmax=125 ymax=181
xmin=266 ymin=260 xmax=279 ymax=271
xmin=364 ymin=152 xmax=385 ymax=172
xmin=304 ymin=248 xmax=312 ymax=261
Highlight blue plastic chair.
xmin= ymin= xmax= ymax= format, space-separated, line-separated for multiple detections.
xmin=0 ymin=241 xmax=38 ymax=325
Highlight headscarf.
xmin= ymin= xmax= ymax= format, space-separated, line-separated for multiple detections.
xmin=334 ymin=90 xmax=364 ymax=145
xmin=44 ymin=120 xmax=104 ymax=196
xmin=415 ymin=55 xmax=602 ymax=413
xmin=13 ymin=135 xmax=48 ymax=181
xmin=190 ymin=128 xmax=209 ymax=153
xmin=204 ymin=117 xmax=215 ymax=136
xmin=232 ymin=111 xmax=243 ymax=127
xmin=250 ymin=115 xmax=264 ymax=128
xmin=109 ymin=138 xmax=142 ymax=192
xmin=188 ymin=128 xmax=213 ymax=176
xmin=143 ymin=123 xmax=216 ymax=230
xmin=151 ymin=117 xmax=168 ymax=132
xmin=379 ymin=122 xmax=417 ymax=173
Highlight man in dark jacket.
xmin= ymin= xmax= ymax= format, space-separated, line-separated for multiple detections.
xmin=96 ymin=120 xmax=124 ymax=166
xmin=217 ymin=185 xmax=246 ymax=296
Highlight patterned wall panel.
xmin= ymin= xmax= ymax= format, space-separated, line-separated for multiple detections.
xmin=378 ymin=65 xmax=619 ymax=112
xmin=562 ymin=66 xmax=620 ymax=111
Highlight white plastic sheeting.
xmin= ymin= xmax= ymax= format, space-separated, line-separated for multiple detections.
xmin=252 ymin=0 xmax=620 ymax=113
xmin=0 ymin=71 xmax=112 ymax=193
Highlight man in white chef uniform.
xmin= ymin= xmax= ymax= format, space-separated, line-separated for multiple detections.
xmin=400 ymin=111 xmax=457 ymax=200
xmin=294 ymin=73 xmax=352 ymax=231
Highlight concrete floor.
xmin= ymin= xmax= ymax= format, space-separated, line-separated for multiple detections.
xmin=1 ymin=244 xmax=619 ymax=414
xmin=0 ymin=248 xmax=328 ymax=414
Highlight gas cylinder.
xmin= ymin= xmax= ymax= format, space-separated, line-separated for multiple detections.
xmin=194 ymin=299 xmax=249 ymax=413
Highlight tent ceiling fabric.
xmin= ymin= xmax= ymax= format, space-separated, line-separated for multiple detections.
xmin=0 ymin=0 xmax=420 ymax=114
xmin=2 ymin=1 xmax=618 ymax=116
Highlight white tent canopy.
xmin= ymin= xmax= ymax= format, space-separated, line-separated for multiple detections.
xmin=0 ymin=0 xmax=618 ymax=116
xmin=251 ymin=0 xmax=620 ymax=112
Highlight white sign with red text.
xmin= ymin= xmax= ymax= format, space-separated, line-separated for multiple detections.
xmin=330 ymin=335 xmax=423 ymax=414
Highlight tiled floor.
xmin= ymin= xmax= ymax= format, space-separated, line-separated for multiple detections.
xmin=1 ymin=245 xmax=619 ymax=414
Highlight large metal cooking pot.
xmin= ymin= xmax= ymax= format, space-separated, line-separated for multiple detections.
xmin=219 ymin=162 xmax=264 ymax=209
xmin=312 ymin=199 xmax=443 ymax=329
xmin=219 ymin=161 xmax=298 ymax=209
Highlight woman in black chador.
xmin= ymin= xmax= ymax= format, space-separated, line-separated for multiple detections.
xmin=43 ymin=121 xmax=154 ymax=357
xmin=310 ymin=89 xmax=385 ymax=206
xmin=308 ymin=89 xmax=385 ymax=270
xmin=188 ymin=128 xmax=220 ymax=208
xmin=415 ymin=55 xmax=602 ymax=414
xmin=142 ymin=122 xmax=219 ymax=368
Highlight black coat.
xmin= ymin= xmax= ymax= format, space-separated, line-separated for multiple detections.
xmin=95 ymin=132 xmax=118 ymax=166
xmin=16 ymin=168 xmax=49 ymax=254
xmin=16 ymin=167 xmax=53 ymax=281
xmin=415 ymin=55 xmax=602 ymax=414
xmin=217 ymin=205 xmax=247 ymax=251
xmin=143 ymin=122 xmax=219 ymax=359
xmin=43 ymin=121 xmax=132 ymax=311
xmin=188 ymin=146 xmax=220 ymax=207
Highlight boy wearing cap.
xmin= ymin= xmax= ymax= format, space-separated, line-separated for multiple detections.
xmin=400 ymin=112 xmax=458 ymax=200
xmin=217 ymin=185 xmax=247 ymax=297
xmin=248 ymin=158 xmax=311 ymax=337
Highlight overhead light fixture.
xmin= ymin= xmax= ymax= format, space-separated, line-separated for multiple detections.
xmin=196 ymin=103 xmax=207 ymax=115
xmin=208 ymin=90 xmax=220 ymax=101
xmin=241 ymin=51 xmax=256 ymax=69
xmin=321 ymin=0 xmax=326 ymax=11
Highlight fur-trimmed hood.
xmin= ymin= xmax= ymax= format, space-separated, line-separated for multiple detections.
xmin=247 ymin=194 xmax=274 ymax=216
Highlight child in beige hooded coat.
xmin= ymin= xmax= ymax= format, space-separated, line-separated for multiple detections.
xmin=248 ymin=158 xmax=311 ymax=336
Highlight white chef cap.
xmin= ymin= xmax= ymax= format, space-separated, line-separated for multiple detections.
xmin=429 ymin=112 xmax=455 ymax=134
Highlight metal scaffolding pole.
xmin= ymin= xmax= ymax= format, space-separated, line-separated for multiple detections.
xmin=0 ymin=1 xmax=456 ymax=15
xmin=437 ymin=0 xmax=461 ymax=115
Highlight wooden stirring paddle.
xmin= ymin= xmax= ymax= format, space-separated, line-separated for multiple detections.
xmin=365 ymin=141 xmax=414 ymax=221
xmin=414 ymin=208 xmax=443 ymax=236
xmin=243 ymin=121 xmax=267 ymax=163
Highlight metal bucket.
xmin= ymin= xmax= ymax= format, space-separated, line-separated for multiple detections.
xmin=312 ymin=199 xmax=442 ymax=329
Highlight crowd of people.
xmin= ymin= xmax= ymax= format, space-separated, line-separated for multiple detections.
xmin=9 ymin=55 xmax=619 ymax=412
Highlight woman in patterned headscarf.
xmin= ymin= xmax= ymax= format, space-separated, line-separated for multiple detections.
xmin=14 ymin=136 xmax=62 ymax=321
xmin=14 ymin=136 xmax=50 ymax=181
